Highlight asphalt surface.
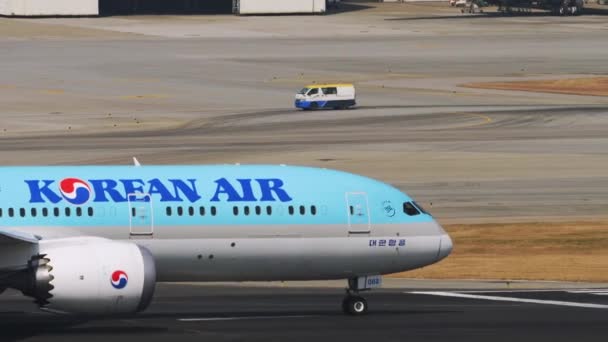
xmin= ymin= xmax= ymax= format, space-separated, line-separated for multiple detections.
xmin=1 ymin=284 xmax=607 ymax=342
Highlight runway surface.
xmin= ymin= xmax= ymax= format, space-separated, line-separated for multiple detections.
xmin=1 ymin=4 xmax=608 ymax=222
xmin=1 ymin=283 xmax=607 ymax=342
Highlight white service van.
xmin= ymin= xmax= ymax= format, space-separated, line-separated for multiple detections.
xmin=295 ymin=84 xmax=356 ymax=110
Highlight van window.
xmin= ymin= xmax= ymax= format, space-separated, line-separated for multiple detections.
xmin=322 ymin=87 xmax=337 ymax=95
xmin=307 ymin=88 xmax=319 ymax=95
xmin=298 ymin=88 xmax=309 ymax=94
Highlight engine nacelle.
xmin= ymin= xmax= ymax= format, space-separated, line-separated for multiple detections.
xmin=23 ymin=237 xmax=156 ymax=315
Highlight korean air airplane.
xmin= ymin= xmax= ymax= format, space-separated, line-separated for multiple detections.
xmin=0 ymin=164 xmax=452 ymax=316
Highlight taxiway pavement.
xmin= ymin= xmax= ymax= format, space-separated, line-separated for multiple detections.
xmin=1 ymin=283 xmax=607 ymax=342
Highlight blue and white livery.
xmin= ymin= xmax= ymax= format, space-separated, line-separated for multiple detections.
xmin=0 ymin=164 xmax=451 ymax=316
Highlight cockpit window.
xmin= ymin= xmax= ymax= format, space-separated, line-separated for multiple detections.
xmin=403 ymin=202 xmax=420 ymax=216
xmin=412 ymin=201 xmax=429 ymax=215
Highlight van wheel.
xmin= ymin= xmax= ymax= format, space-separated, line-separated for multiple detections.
xmin=310 ymin=102 xmax=318 ymax=110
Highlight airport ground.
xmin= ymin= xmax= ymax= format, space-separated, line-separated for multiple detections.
xmin=2 ymin=2 xmax=608 ymax=340
xmin=2 ymin=2 xmax=608 ymax=282
xmin=1 ymin=283 xmax=608 ymax=342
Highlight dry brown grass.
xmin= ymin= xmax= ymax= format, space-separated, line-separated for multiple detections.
xmin=463 ymin=77 xmax=608 ymax=97
xmin=0 ymin=19 xmax=137 ymax=40
xmin=390 ymin=221 xmax=608 ymax=282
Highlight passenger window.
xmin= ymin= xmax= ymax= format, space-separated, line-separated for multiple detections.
xmin=0 ymin=208 xmax=3 ymax=217
xmin=403 ymin=202 xmax=420 ymax=216
xmin=311 ymin=206 xmax=317 ymax=216
xmin=177 ymin=207 xmax=183 ymax=216
xmin=233 ymin=206 xmax=239 ymax=216
xmin=166 ymin=207 xmax=172 ymax=216
xmin=88 ymin=207 xmax=94 ymax=217
xmin=349 ymin=206 xmax=354 ymax=216
xmin=53 ymin=208 xmax=59 ymax=217
xmin=200 ymin=206 xmax=205 ymax=216
xmin=308 ymin=88 xmax=319 ymax=95
xmin=8 ymin=208 xmax=14 ymax=217
xmin=211 ymin=206 xmax=217 ymax=216
xmin=322 ymin=87 xmax=337 ymax=95
xmin=31 ymin=208 xmax=37 ymax=217
xmin=42 ymin=208 xmax=48 ymax=217
xmin=244 ymin=206 xmax=250 ymax=216
xmin=288 ymin=206 xmax=294 ymax=215
xmin=299 ymin=205 xmax=306 ymax=215
xmin=188 ymin=206 xmax=194 ymax=216
xmin=76 ymin=207 xmax=82 ymax=217
xmin=20 ymin=208 xmax=25 ymax=217
xmin=65 ymin=207 xmax=71 ymax=217
xmin=255 ymin=206 xmax=261 ymax=215
xmin=131 ymin=207 xmax=136 ymax=217
xmin=266 ymin=206 xmax=272 ymax=215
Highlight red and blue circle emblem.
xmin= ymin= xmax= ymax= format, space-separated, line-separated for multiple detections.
xmin=59 ymin=178 xmax=92 ymax=205
xmin=111 ymin=270 xmax=128 ymax=289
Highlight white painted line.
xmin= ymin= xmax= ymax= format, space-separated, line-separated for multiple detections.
xmin=178 ymin=315 xmax=315 ymax=322
xmin=567 ymin=290 xmax=608 ymax=294
xmin=457 ymin=289 xmax=567 ymax=294
xmin=457 ymin=289 xmax=608 ymax=294
xmin=409 ymin=291 xmax=608 ymax=309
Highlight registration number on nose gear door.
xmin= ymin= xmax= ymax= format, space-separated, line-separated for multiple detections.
xmin=357 ymin=275 xmax=383 ymax=290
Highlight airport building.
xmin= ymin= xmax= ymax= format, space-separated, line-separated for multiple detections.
xmin=0 ymin=0 xmax=331 ymax=16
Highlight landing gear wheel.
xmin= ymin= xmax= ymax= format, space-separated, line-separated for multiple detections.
xmin=342 ymin=295 xmax=368 ymax=316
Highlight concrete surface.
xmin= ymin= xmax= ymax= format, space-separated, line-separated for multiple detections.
xmin=1 ymin=3 xmax=607 ymax=224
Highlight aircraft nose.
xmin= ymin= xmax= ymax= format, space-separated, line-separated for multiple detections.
xmin=437 ymin=233 xmax=453 ymax=261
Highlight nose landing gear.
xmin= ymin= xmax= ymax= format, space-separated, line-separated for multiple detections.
xmin=342 ymin=292 xmax=368 ymax=315
xmin=341 ymin=276 xmax=381 ymax=316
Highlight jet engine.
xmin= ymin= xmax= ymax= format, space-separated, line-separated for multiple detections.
xmin=17 ymin=237 xmax=156 ymax=315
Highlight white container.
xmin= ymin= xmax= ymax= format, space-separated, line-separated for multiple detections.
xmin=234 ymin=0 xmax=326 ymax=15
xmin=0 ymin=0 xmax=98 ymax=16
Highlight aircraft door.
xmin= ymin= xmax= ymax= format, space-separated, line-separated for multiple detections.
xmin=346 ymin=192 xmax=371 ymax=235
xmin=128 ymin=192 xmax=154 ymax=238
